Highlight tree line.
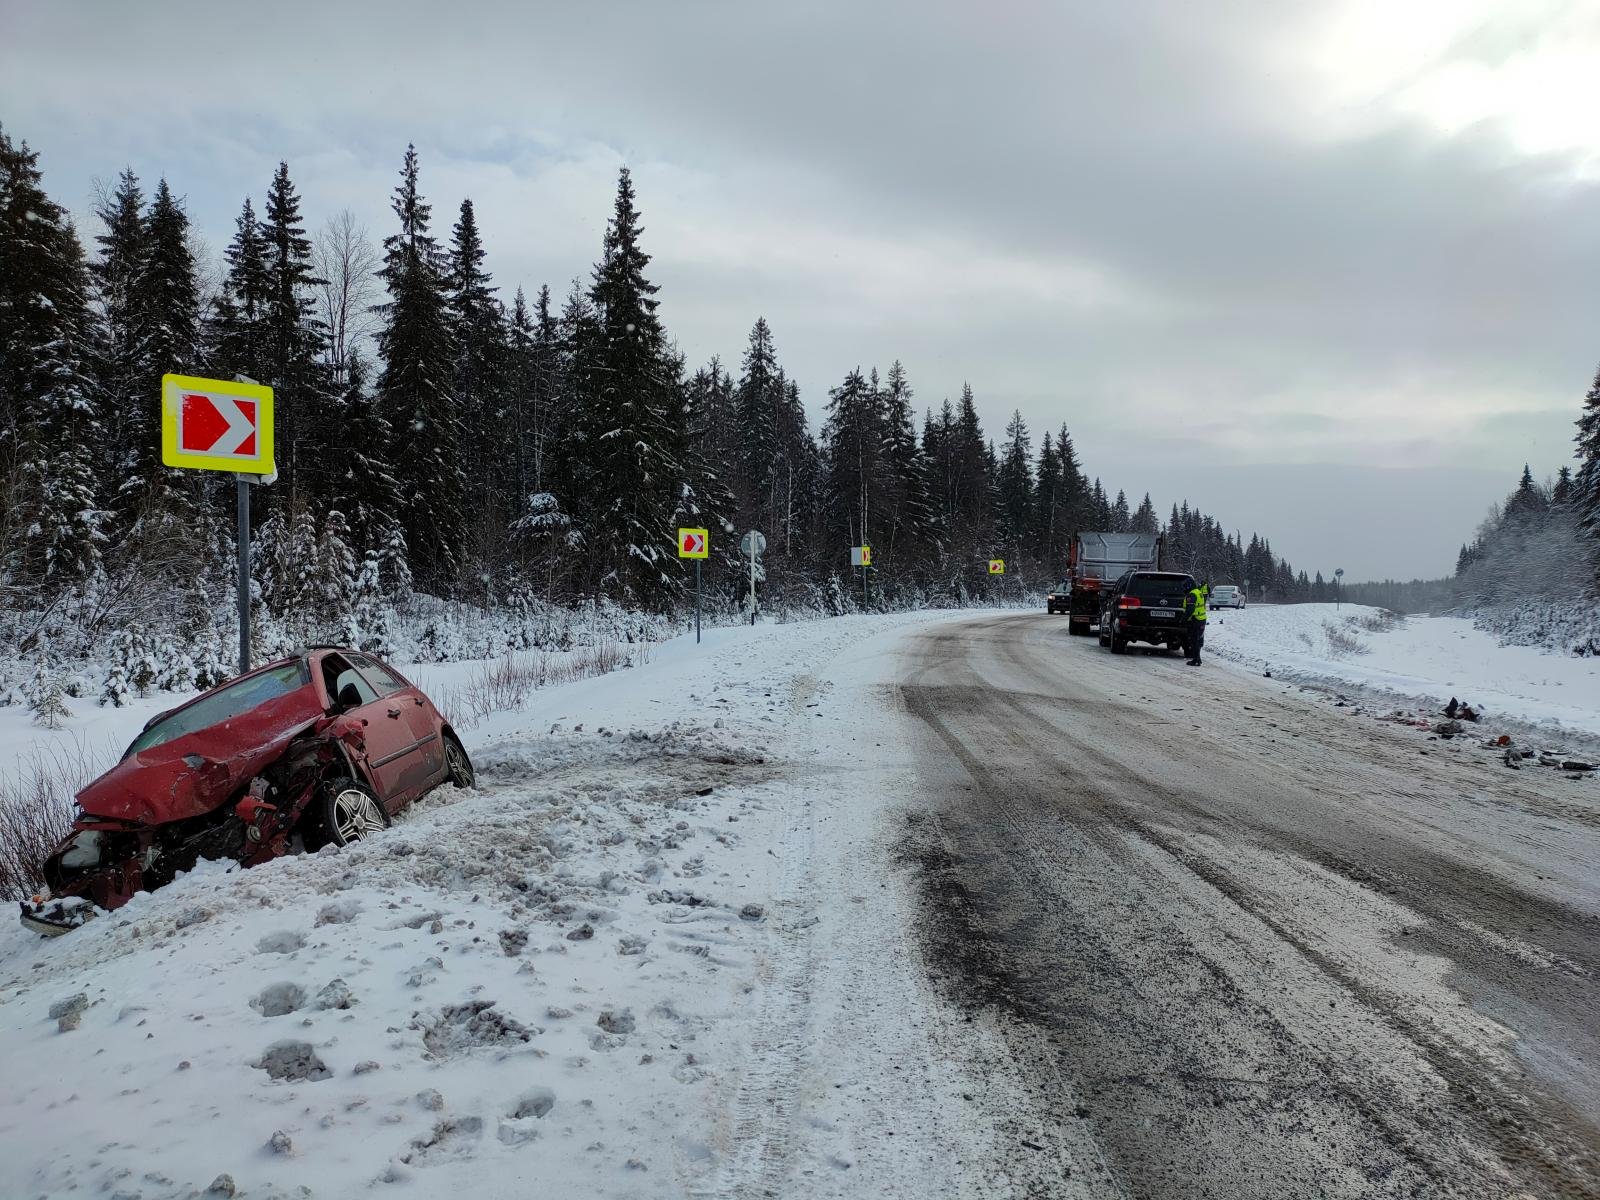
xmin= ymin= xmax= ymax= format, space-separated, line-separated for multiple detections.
xmin=1 ymin=123 xmax=1320 ymax=653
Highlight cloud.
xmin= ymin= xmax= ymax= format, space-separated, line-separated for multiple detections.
xmin=4 ymin=0 xmax=1593 ymax=575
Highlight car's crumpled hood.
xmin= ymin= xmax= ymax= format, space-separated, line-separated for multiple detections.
xmin=76 ymin=687 xmax=331 ymax=825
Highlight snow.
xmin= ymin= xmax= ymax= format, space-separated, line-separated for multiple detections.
xmin=1205 ymin=603 xmax=1600 ymax=740
xmin=0 ymin=610 xmax=985 ymax=1200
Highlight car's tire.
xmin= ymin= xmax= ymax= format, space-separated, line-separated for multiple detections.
xmin=1110 ymin=633 xmax=1126 ymax=654
xmin=317 ymin=780 xmax=390 ymax=848
xmin=1097 ymin=623 xmax=1110 ymax=647
xmin=444 ymin=733 xmax=475 ymax=789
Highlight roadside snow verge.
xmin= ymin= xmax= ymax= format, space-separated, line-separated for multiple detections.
xmin=1205 ymin=604 xmax=1600 ymax=741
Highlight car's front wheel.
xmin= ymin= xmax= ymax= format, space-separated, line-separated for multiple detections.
xmin=316 ymin=780 xmax=391 ymax=848
xmin=444 ymin=733 xmax=475 ymax=789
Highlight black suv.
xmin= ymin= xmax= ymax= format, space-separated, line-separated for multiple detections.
xmin=1097 ymin=570 xmax=1197 ymax=655
xmin=1046 ymin=580 xmax=1071 ymax=615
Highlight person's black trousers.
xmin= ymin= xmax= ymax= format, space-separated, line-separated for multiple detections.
xmin=1185 ymin=618 xmax=1207 ymax=662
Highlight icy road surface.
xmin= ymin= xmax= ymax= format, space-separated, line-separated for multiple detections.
xmin=0 ymin=610 xmax=1596 ymax=1198
xmin=895 ymin=614 xmax=1599 ymax=1198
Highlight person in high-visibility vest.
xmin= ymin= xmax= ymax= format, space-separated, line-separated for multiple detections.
xmin=1183 ymin=581 xmax=1209 ymax=666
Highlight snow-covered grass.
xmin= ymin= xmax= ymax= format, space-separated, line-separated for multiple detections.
xmin=1206 ymin=603 xmax=1600 ymax=740
xmin=0 ymin=608 xmax=983 ymax=1199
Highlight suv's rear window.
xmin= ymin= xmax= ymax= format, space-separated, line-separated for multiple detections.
xmin=125 ymin=661 xmax=308 ymax=757
xmin=1127 ymin=574 xmax=1194 ymax=600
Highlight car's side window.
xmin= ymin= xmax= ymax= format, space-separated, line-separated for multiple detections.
xmin=350 ymin=653 xmax=408 ymax=698
xmin=323 ymin=655 xmax=378 ymax=708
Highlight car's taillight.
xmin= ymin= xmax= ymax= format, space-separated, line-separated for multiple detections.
xmin=1118 ymin=596 xmax=1141 ymax=608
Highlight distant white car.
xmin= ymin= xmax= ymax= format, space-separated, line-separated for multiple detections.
xmin=1210 ymin=586 xmax=1244 ymax=609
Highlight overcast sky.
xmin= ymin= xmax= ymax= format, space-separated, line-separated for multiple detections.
xmin=5 ymin=0 xmax=1595 ymax=579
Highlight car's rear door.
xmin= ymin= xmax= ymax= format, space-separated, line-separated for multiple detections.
xmin=350 ymin=654 xmax=446 ymax=796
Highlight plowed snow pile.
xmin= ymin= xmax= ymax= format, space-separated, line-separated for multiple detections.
xmin=1205 ymin=603 xmax=1600 ymax=738
xmin=0 ymin=611 xmax=976 ymax=1200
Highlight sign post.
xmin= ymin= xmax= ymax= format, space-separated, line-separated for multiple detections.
xmin=740 ymin=530 xmax=766 ymax=624
xmin=161 ymin=374 xmax=275 ymax=675
xmin=678 ymin=528 xmax=709 ymax=643
xmin=850 ymin=545 xmax=872 ymax=610
xmin=1334 ymin=567 xmax=1344 ymax=610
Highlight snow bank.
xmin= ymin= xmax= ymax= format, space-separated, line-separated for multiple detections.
xmin=1205 ymin=604 xmax=1600 ymax=739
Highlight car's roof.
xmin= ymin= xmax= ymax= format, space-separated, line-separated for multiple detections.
xmin=1132 ymin=571 xmax=1193 ymax=579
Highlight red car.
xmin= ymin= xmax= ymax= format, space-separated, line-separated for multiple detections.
xmin=20 ymin=647 xmax=473 ymax=936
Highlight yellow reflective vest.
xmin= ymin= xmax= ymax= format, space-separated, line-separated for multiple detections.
xmin=1187 ymin=586 xmax=1208 ymax=621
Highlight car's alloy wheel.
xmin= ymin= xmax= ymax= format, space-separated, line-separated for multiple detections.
xmin=330 ymin=783 xmax=389 ymax=845
xmin=444 ymin=735 xmax=475 ymax=789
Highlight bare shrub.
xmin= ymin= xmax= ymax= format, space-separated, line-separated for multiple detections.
xmin=1322 ymin=621 xmax=1370 ymax=659
xmin=1351 ymin=609 xmax=1402 ymax=634
xmin=435 ymin=641 xmax=652 ymax=730
xmin=0 ymin=736 xmax=113 ymax=900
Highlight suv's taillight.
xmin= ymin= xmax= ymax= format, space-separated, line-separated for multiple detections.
xmin=1118 ymin=596 xmax=1141 ymax=608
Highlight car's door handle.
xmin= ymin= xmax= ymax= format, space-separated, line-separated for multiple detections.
xmin=387 ymin=708 xmax=402 ymax=719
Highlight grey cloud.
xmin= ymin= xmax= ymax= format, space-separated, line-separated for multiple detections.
xmin=5 ymin=0 xmax=1592 ymax=576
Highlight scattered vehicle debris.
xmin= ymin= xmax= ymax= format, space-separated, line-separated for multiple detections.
xmin=19 ymin=648 xmax=473 ymax=937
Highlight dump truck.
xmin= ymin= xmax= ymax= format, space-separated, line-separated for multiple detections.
xmin=1062 ymin=531 xmax=1163 ymax=635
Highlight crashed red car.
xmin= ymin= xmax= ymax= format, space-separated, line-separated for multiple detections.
xmin=20 ymin=647 xmax=473 ymax=936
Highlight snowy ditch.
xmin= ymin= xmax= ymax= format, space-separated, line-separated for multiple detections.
xmin=0 ymin=721 xmax=784 ymax=1197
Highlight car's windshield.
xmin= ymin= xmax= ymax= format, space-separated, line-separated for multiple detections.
xmin=1054 ymin=581 xmax=1070 ymax=592
xmin=125 ymin=661 xmax=307 ymax=757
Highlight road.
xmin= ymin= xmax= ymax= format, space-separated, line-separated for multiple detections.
xmin=891 ymin=613 xmax=1600 ymax=1199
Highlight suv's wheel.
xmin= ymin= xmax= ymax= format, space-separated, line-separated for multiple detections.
xmin=1110 ymin=632 xmax=1126 ymax=654
xmin=444 ymin=733 xmax=475 ymax=789
xmin=316 ymin=780 xmax=390 ymax=848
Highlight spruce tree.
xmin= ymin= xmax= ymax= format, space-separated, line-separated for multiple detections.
xmin=1111 ymin=488 xmax=1131 ymax=532
xmin=571 ymin=167 xmax=686 ymax=607
xmin=1131 ymin=492 xmax=1159 ymax=535
xmin=330 ymin=348 xmax=404 ymax=570
xmin=996 ymin=410 xmax=1034 ymax=564
xmin=260 ymin=162 xmax=328 ymax=507
xmin=821 ymin=367 xmax=886 ymax=557
xmin=530 ymin=283 xmax=563 ymax=496
xmin=735 ymin=316 xmax=782 ymax=531
xmin=210 ymin=197 xmax=271 ymax=383
xmin=879 ymin=360 xmax=932 ymax=587
xmin=0 ymin=127 xmax=107 ymax=584
xmin=1574 ymin=366 xmax=1600 ymax=577
xmin=89 ymin=170 xmax=149 ymax=527
xmin=1034 ymin=430 xmax=1060 ymax=565
xmin=123 ymin=179 xmax=202 ymax=521
xmin=447 ymin=198 xmax=507 ymax=567
xmin=375 ymin=145 xmax=461 ymax=591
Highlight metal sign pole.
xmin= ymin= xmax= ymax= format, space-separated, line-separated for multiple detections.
xmin=695 ymin=558 xmax=702 ymax=644
xmin=236 ymin=474 xmax=251 ymax=674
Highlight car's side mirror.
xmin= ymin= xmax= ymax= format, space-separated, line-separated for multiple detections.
xmin=337 ymin=682 xmax=364 ymax=711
